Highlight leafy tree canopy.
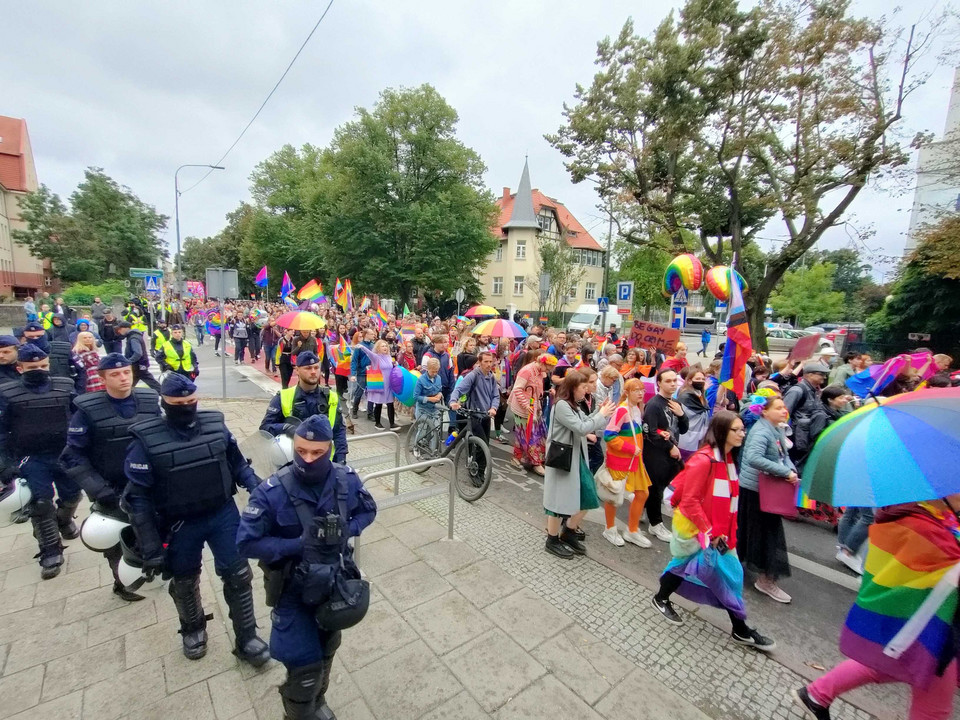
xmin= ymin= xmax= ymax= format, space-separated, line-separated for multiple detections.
xmin=770 ymin=262 xmax=846 ymax=327
xmin=13 ymin=168 xmax=167 ymax=283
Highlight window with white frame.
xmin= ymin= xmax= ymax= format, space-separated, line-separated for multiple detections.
xmin=513 ymin=276 xmax=524 ymax=295
xmin=492 ymin=276 xmax=503 ymax=295
xmin=516 ymin=238 xmax=526 ymax=259
xmin=568 ymin=284 xmax=578 ymax=300
xmin=585 ymin=282 xmax=596 ymax=300
xmin=494 ymin=243 xmax=503 ymax=262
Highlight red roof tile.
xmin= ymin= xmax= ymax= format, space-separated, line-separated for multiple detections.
xmin=0 ymin=116 xmax=30 ymax=192
xmin=493 ymin=187 xmax=603 ymax=252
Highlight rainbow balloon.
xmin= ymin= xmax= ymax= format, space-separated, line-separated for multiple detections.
xmin=704 ymin=266 xmax=748 ymax=301
xmin=662 ymin=253 xmax=704 ymax=297
xmin=390 ymin=366 xmax=421 ymax=407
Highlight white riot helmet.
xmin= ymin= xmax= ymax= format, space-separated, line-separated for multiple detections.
xmin=80 ymin=509 xmax=129 ymax=552
xmin=0 ymin=477 xmax=31 ymax=528
xmin=269 ymin=434 xmax=294 ymax=470
xmin=116 ymin=525 xmax=163 ymax=592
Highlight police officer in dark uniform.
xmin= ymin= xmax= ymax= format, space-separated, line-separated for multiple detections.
xmin=122 ymin=373 xmax=269 ymax=665
xmin=260 ymin=351 xmax=348 ymax=463
xmin=22 ymin=321 xmax=49 ymax=353
xmin=60 ymin=353 xmax=160 ymax=601
xmin=237 ymin=415 xmax=376 ymax=720
xmin=0 ymin=344 xmax=80 ymax=579
xmin=0 ymin=336 xmax=21 ymax=383
xmin=116 ymin=319 xmax=162 ymax=392
xmin=155 ymin=324 xmax=198 ymax=380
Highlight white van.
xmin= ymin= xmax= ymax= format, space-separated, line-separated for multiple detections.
xmin=567 ymin=303 xmax=620 ymax=334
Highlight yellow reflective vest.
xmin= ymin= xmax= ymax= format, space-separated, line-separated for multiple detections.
xmin=161 ymin=339 xmax=194 ymax=373
xmin=279 ymin=386 xmax=340 ymax=455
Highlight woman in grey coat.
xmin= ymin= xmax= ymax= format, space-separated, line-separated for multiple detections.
xmin=738 ymin=394 xmax=797 ymax=604
xmin=543 ymin=372 xmax=615 ymax=558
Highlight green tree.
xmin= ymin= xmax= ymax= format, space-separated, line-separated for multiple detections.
xmin=613 ymin=242 xmax=671 ymax=316
xmin=13 ymin=168 xmax=167 ymax=283
xmin=528 ymin=235 xmax=585 ymax=322
xmin=770 ymin=263 xmax=846 ymax=326
xmin=310 ymin=85 xmax=499 ymax=301
xmin=549 ymin=0 xmax=929 ymax=349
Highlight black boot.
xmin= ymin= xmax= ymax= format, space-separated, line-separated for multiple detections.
xmin=105 ymin=545 xmax=145 ymax=602
xmin=30 ymin=499 xmax=64 ymax=579
xmin=169 ymin=574 xmax=209 ymax=659
xmin=279 ymin=662 xmax=325 ymax=720
xmin=316 ymin=631 xmax=341 ymax=720
xmin=544 ymin=533 xmax=574 ymax=559
xmin=221 ymin=565 xmax=270 ymax=667
xmin=559 ymin=527 xmax=586 ymax=555
xmin=56 ymin=496 xmax=81 ymax=540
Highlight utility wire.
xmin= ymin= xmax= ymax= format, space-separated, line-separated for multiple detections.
xmin=180 ymin=0 xmax=335 ymax=195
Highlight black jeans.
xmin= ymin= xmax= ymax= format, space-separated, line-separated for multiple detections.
xmin=279 ymin=362 xmax=293 ymax=389
xmin=373 ymin=403 xmax=395 ymax=428
xmin=656 ymin=572 xmax=750 ymax=636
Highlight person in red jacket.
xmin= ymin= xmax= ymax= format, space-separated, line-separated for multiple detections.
xmin=651 ymin=410 xmax=775 ymax=652
xmin=660 ymin=341 xmax=689 ymax=374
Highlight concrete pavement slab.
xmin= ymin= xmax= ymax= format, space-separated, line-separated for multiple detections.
xmin=420 ymin=691 xmax=492 ymax=720
xmin=414 ymin=537 xmax=482 ymax=576
xmin=40 ymin=636 xmax=125 ymax=701
xmin=482 ymin=587 xmax=573 ymax=651
xmin=530 ymin=625 xmax=634 ymax=705
xmin=404 ymin=590 xmax=494 ymax=655
xmin=374 ymin=560 xmax=452 ymax=612
xmin=493 ymin=675 xmax=605 ymax=720
xmin=5 ymin=688 xmax=82 ymax=720
xmin=336 ymin=598 xmax=418 ymax=672
xmin=448 ymin=558 xmax=523 ymax=609
xmin=0 ymin=665 xmax=44 ymax=720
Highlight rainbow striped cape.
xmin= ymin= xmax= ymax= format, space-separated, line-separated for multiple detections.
xmin=839 ymin=502 xmax=960 ymax=688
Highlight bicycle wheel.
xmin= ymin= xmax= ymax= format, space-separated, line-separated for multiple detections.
xmin=453 ymin=435 xmax=492 ymax=502
xmin=405 ymin=415 xmax=437 ymax=472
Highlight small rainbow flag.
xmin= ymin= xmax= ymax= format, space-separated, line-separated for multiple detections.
xmin=334 ymin=278 xmax=346 ymax=310
xmin=376 ymin=306 xmax=389 ymax=325
xmin=366 ymin=367 xmax=384 ymax=391
xmin=344 ymin=279 xmax=354 ymax=311
xmin=359 ymin=296 xmax=371 ymax=312
xmin=297 ymin=279 xmax=323 ymax=301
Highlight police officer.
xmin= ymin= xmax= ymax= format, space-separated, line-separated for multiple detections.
xmin=152 ymin=318 xmax=170 ymax=354
xmin=156 ymin=324 xmax=198 ymax=379
xmin=0 ymin=336 xmax=21 ymax=383
xmin=0 ymin=344 xmax=80 ymax=579
xmin=122 ymin=374 xmax=269 ymax=665
xmin=237 ymin=415 xmax=377 ymax=720
xmin=60 ymin=353 xmax=160 ymax=601
xmin=261 ymin=351 xmax=348 ymax=463
xmin=116 ymin=320 xmax=162 ymax=392
xmin=22 ymin=321 xmax=49 ymax=352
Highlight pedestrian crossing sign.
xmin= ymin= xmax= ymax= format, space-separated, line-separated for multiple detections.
xmin=144 ymin=276 xmax=160 ymax=293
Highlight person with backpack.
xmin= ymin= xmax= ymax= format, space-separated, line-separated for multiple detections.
xmin=782 ymin=361 xmax=830 ymax=470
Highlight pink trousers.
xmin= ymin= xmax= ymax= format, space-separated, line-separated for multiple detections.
xmin=808 ymin=660 xmax=957 ymax=720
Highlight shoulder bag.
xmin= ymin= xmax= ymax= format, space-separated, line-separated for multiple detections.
xmin=544 ymin=403 xmax=574 ymax=472
xmin=758 ymin=433 xmax=798 ymax=518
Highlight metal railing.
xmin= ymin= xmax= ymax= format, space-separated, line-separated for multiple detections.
xmin=355 ymin=457 xmax=456 ymax=563
xmin=345 ymin=431 xmax=402 ymax=492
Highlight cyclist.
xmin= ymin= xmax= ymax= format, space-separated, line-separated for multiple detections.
xmin=450 ymin=350 xmax=499 ymax=479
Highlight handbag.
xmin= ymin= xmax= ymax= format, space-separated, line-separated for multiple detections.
xmin=758 ymin=472 xmax=799 ymax=518
xmin=544 ymin=404 xmax=573 ymax=472
xmin=594 ymin=465 xmax=625 ymax=505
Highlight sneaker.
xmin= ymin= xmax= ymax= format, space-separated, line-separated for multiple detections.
xmin=835 ymin=549 xmax=864 ymax=576
xmin=214 ymin=351 xmax=220 ymax=357
xmin=389 ymin=425 xmax=402 ymax=432
xmin=649 ymin=523 xmax=673 ymax=542
xmin=545 ymin=535 xmax=575 ymax=559
xmin=651 ymin=596 xmax=683 ymax=625
xmin=602 ymin=527 xmax=625 ymax=547
xmin=374 ymin=423 xmax=385 ymax=430
xmin=623 ymin=530 xmax=652 ymax=548
xmin=792 ymin=687 xmax=832 ymax=720
xmin=351 ymin=410 xmax=358 ymax=420
xmin=559 ymin=527 xmax=586 ymax=555
xmin=732 ymin=627 xmax=777 ymax=652
xmin=754 ymin=580 xmax=792 ymax=604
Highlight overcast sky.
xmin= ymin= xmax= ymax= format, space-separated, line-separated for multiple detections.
xmin=3 ymin=0 xmax=956 ymax=283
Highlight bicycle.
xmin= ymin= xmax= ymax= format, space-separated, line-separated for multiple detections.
xmin=405 ymin=405 xmax=492 ymax=502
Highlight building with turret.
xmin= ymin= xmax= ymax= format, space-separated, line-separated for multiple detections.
xmin=480 ymin=160 xmax=605 ymax=316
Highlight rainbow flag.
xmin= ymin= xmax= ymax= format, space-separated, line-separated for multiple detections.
xmin=254 ymin=266 xmax=268 ymax=288
xmin=839 ymin=504 xmax=960 ymax=688
xmin=334 ymin=278 xmax=346 ymax=310
xmin=329 ymin=337 xmax=352 ymax=373
xmin=280 ymin=272 xmax=295 ymax=299
xmin=390 ymin=366 xmax=420 ymax=407
xmin=297 ymin=279 xmax=323 ymax=301
xmin=376 ymin=306 xmax=389 ymax=326
xmin=359 ymin=296 xmax=371 ymax=312
xmin=344 ymin=279 xmax=354 ymax=311
xmin=283 ymin=296 xmax=299 ymax=310
xmin=719 ymin=271 xmax=751 ymax=396
xmin=366 ymin=367 xmax=384 ymax=391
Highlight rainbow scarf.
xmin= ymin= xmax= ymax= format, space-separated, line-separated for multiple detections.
xmin=839 ymin=502 xmax=960 ymax=689
xmin=366 ymin=367 xmax=384 ymax=391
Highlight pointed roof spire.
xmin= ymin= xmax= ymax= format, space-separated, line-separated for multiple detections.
xmin=502 ymin=158 xmax=540 ymax=229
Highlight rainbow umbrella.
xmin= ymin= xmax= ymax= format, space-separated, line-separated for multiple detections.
xmin=801 ymin=388 xmax=960 ymax=507
xmin=472 ymin=318 xmax=527 ymax=339
xmin=276 ymin=311 xmax=326 ymax=331
xmin=464 ymin=304 xmax=499 ymax=318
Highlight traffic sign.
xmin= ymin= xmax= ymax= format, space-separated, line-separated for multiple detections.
xmin=673 ymin=289 xmax=688 ymax=306
xmin=597 ymin=296 xmax=610 ymax=312
xmin=144 ymin=276 xmax=160 ymax=293
xmin=129 ymin=267 xmax=162 ymax=279
xmin=616 ymin=281 xmax=633 ymax=315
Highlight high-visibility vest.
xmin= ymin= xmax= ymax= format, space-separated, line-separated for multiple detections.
xmin=279 ymin=386 xmax=340 ymax=456
xmin=161 ymin=339 xmax=194 ymax=372
xmin=153 ymin=328 xmax=170 ymax=352
xmin=40 ymin=311 xmax=53 ymax=330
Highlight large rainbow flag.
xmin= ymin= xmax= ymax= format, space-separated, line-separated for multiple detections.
xmin=334 ymin=278 xmax=346 ymax=311
xmin=839 ymin=503 xmax=960 ymax=688
xmin=298 ymin=279 xmax=323 ymax=301
xmin=344 ymin=279 xmax=354 ymax=311
xmin=719 ymin=271 xmax=751 ymax=396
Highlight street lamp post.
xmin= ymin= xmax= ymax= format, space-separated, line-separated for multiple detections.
xmin=174 ymin=164 xmax=224 ymax=298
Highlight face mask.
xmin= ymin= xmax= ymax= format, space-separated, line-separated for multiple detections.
xmin=692 ymin=381 xmax=705 ymax=391
xmin=162 ymin=400 xmax=198 ymax=427
xmin=21 ymin=369 xmax=49 ymax=387
xmin=293 ymin=451 xmax=332 ymax=484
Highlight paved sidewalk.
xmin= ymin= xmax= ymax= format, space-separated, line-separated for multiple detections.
xmin=0 ymin=398 xmax=879 ymax=720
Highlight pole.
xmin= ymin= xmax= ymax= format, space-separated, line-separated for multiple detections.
xmin=601 ymin=206 xmax=613 ymax=335
xmin=219 ymin=269 xmax=227 ymax=401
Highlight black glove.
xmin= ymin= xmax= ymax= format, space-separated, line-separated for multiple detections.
xmin=142 ymin=555 xmax=165 ymax=582
xmin=283 ymin=421 xmax=301 ymax=438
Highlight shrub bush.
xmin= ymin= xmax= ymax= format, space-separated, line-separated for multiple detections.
xmin=61 ymin=280 xmax=128 ymax=306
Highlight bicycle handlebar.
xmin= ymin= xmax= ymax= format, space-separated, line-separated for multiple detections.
xmin=438 ymin=404 xmax=492 ymax=418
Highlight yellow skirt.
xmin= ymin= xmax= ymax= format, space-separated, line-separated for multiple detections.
xmin=609 ymin=464 xmax=651 ymax=494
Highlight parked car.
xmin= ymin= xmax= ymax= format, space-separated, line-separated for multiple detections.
xmin=717 ymin=321 xmax=727 ymax=336
xmin=765 ymin=327 xmax=835 ymax=354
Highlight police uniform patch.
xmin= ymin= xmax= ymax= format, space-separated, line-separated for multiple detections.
xmin=243 ymin=505 xmax=262 ymax=518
